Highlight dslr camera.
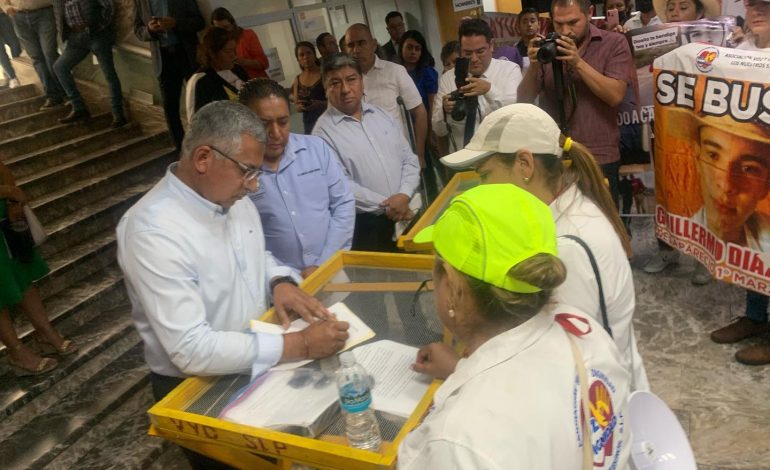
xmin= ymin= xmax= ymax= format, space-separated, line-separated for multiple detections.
xmin=447 ymin=57 xmax=475 ymax=121
xmin=537 ymin=32 xmax=563 ymax=64
xmin=448 ymin=90 xmax=468 ymax=121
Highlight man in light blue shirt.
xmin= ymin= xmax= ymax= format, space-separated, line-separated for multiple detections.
xmin=313 ymin=53 xmax=420 ymax=252
xmin=239 ymin=79 xmax=354 ymax=279
xmin=116 ymin=102 xmax=349 ymax=407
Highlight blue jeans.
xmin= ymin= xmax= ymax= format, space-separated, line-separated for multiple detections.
xmin=746 ymin=290 xmax=769 ymax=323
xmin=10 ymin=7 xmax=63 ymax=99
xmin=54 ymin=28 xmax=124 ymax=115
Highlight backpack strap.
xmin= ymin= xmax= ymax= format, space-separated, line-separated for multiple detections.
xmin=560 ymin=235 xmax=613 ymax=338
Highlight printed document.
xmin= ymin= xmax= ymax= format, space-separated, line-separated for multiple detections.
xmin=353 ymin=340 xmax=432 ymax=418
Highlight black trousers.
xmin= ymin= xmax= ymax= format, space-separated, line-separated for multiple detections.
xmin=150 ymin=373 xmax=236 ymax=470
xmin=352 ymin=212 xmax=397 ymax=252
xmin=600 ymin=160 xmax=621 ymax=211
xmin=158 ymin=46 xmax=194 ymax=149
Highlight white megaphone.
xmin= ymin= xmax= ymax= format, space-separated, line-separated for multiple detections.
xmin=628 ymin=391 xmax=697 ymax=470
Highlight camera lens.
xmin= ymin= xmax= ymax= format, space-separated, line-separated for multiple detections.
xmin=537 ymin=40 xmax=558 ymax=64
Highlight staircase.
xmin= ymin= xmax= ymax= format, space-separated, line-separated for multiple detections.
xmin=0 ymin=80 xmax=186 ymax=469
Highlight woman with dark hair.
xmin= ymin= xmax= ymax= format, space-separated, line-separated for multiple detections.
xmin=653 ymin=0 xmax=720 ymax=21
xmin=291 ymin=41 xmax=326 ymax=134
xmin=398 ymin=30 xmax=437 ymax=112
xmin=186 ymin=27 xmax=249 ymax=118
xmin=210 ymin=7 xmax=268 ymax=79
xmin=1 ymin=162 xmax=76 ymax=376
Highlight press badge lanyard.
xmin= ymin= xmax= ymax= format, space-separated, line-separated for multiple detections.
xmin=555 ymin=313 xmax=594 ymax=470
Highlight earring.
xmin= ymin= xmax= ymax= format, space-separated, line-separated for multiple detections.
xmin=523 ymin=176 xmax=530 ymax=183
xmin=448 ymin=309 xmax=456 ymax=318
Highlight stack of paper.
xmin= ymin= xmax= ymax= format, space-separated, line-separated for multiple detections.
xmin=352 ymin=340 xmax=432 ymax=418
xmin=219 ymin=368 xmax=339 ymax=437
xmin=250 ymin=302 xmax=376 ymax=371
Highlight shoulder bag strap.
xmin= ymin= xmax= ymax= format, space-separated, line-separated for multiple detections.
xmin=560 ymin=234 xmax=613 ymax=338
xmin=555 ymin=313 xmax=594 ymax=470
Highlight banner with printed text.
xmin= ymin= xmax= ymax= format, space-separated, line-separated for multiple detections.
xmin=653 ymin=43 xmax=770 ymax=293
xmin=618 ymin=18 xmax=737 ymax=166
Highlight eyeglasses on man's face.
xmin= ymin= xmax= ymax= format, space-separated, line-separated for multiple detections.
xmin=209 ymin=145 xmax=263 ymax=182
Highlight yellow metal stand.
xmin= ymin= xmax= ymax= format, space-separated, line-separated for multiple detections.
xmin=398 ymin=171 xmax=479 ymax=252
xmin=147 ymin=251 xmax=444 ymax=469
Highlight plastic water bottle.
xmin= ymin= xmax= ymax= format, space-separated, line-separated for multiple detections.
xmin=336 ymin=351 xmax=381 ymax=451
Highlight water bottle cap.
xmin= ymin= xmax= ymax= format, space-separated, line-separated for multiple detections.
xmin=339 ymin=351 xmax=356 ymax=367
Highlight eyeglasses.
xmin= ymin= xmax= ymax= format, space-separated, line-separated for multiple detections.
xmin=209 ymin=145 xmax=263 ymax=182
xmin=410 ymin=278 xmax=432 ymax=317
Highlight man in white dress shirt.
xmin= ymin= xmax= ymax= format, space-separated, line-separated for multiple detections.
xmin=433 ymin=18 xmax=523 ymax=154
xmin=117 ymin=101 xmax=349 ymax=399
xmin=344 ymin=23 xmax=428 ymax=166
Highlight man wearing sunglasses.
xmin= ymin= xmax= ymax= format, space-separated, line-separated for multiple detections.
xmin=116 ymin=103 xmax=350 ymax=460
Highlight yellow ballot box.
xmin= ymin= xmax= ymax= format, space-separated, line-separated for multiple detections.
xmin=398 ymin=171 xmax=479 ymax=252
xmin=147 ymin=251 xmax=448 ymax=470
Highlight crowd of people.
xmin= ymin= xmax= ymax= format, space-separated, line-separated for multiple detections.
xmin=1 ymin=0 xmax=769 ymax=467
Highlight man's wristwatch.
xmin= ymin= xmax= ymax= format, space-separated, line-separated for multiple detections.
xmin=270 ymin=276 xmax=298 ymax=292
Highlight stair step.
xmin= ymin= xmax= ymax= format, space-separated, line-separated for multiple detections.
xmin=68 ymin=386 xmax=168 ymax=470
xmin=0 ymin=113 xmax=116 ymax=163
xmin=36 ymin=228 xmax=116 ymax=300
xmin=0 ymin=84 xmax=38 ymax=106
xmin=5 ymin=121 xmax=142 ymax=180
xmin=0 ymin=108 xmax=67 ymax=141
xmin=0 ymin=263 xmax=126 ymax=358
xmin=40 ymin=181 xmax=154 ymax=258
xmin=0 ymin=343 xmax=149 ymax=470
xmin=30 ymin=146 xmax=175 ymax=224
xmin=0 ymin=95 xmax=46 ymax=121
xmin=17 ymin=131 xmax=168 ymax=201
xmin=147 ymin=445 xmax=191 ymax=470
xmin=0 ymin=303 xmax=134 ymax=419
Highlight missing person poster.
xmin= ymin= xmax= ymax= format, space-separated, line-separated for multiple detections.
xmin=653 ymin=43 xmax=770 ymax=293
xmin=624 ymin=17 xmax=737 ymax=127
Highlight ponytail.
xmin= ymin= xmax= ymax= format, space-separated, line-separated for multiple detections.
xmin=494 ymin=138 xmax=633 ymax=258
xmin=560 ymin=136 xmax=633 ymax=257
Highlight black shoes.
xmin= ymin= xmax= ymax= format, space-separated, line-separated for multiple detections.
xmin=58 ymin=108 xmax=91 ymax=124
xmin=39 ymin=97 xmax=64 ymax=110
xmin=111 ymin=113 xmax=128 ymax=128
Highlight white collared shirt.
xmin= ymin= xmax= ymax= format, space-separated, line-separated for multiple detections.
xmin=432 ymin=57 xmax=522 ymax=152
xmin=362 ymin=56 xmax=424 ymax=142
xmin=692 ymin=207 xmax=770 ymax=252
xmin=551 ymin=183 xmax=649 ymax=391
xmin=398 ymin=304 xmax=631 ymax=470
xmin=116 ymin=164 xmax=299 ymax=378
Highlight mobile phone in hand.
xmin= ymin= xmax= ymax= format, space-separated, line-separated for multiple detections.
xmin=606 ymin=8 xmax=619 ymax=30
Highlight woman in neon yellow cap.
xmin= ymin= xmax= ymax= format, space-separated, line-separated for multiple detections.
xmin=398 ymin=183 xmax=631 ymax=469
xmin=439 ymin=103 xmax=648 ymax=391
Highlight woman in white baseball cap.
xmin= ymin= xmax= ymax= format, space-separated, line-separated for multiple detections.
xmin=441 ymin=103 xmax=649 ymax=391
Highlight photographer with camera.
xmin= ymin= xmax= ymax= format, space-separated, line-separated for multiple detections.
xmin=432 ymin=19 xmax=522 ymax=154
xmin=518 ymin=0 xmax=634 ymax=208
